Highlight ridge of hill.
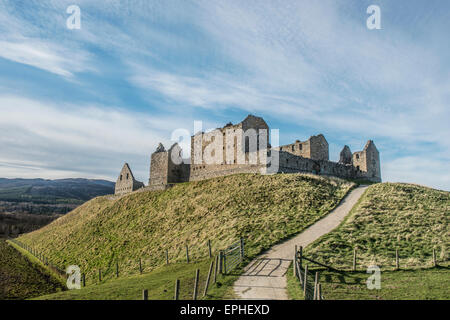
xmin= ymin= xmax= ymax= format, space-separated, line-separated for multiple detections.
xmin=0 ymin=178 xmax=115 ymax=206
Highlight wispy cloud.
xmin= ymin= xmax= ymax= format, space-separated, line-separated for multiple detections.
xmin=0 ymin=38 xmax=92 ymax=77
xmin=0 ymin=0 xmax=448 ymax=190
xmin=0 ymin=95 xmax=193 ymax=182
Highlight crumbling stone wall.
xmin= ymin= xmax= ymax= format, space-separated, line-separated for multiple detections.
xmin=144 ymin=114 xmax=382 ymax=190
xmin=190 ymin=115 xmax=269 ymax=169
xmin=150 ymin=143 xmax=190 ymax=186
xmin=115 ymin=163 xmax=144 ymax=195
xmin=279 ymin=134 xmax=329 ymax=161
xmin=149 ymin=144 xmax=169 ymax=187
xmin=339 ymin=145 xmax=353 ymax=165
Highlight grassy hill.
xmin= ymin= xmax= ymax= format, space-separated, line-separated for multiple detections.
xmin=0 ymin=240 xmax=64 ymax=299
xmin=17 ymin=173 xmax=354 ymax=284
xmin=287 ymin=183 xmax=450 ymax=300
xmin=304 ymin=183 xmax=449 ymax=269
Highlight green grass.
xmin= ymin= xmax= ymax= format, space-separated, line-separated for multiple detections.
xmin=304 ymin=183 xmax=449 ymax=270
xmin=286 ymin=182 xmax=450 ymax=300
xmin=286 ymin=262 xmax=304 ymax=300
xmin=34 ymin=257 xmax=241 ymax=300
xmin=0 ymin=240 xmax=65 ymax=299
xmin=287 ymin=264 xmax=450 ymax=300
xmin=18 ymin=173 xmax=354 ymax=284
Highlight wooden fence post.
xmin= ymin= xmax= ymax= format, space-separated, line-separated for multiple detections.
xmin=218 ymin=251 xmax=223 ymax=274
xmin=208 ymin=240 xmax=212 ymax=258
xmin=293 ymin=245 xmax=298 ymax=277
xmin=174 ymin=279 xmax=180 ymax=300
xmin=223 ymin=253 xmax=227 ymax=274
xmin=186 ymin=245 xmax=190 ymax=263
xmin=317 ymin=283 xmax=322 ymax=300
xmin=203 ymin=260 xmax=214 ymax=297
xmin=299 ymin=246 xmax=303 ymax=271
xmin=303 ymin=265 xmax=308 ymax=299
xmin=166 ymin=249 xmax=169 ymax=265
xmin=116 ymin=262 xmax=119 ymax=278
xmin=395 ymin=249 xmax=399 ymax=270
xmin=139 ymin=258 xmax=142 ymax=274
xmin=353 ymin=248 xmax=357 ymax=271
xmin=193 ymin=269 xmax=199 ymax=300
xmin=433 ymin=249 xmax=437 ymax=267
xmin=213 ymin=255 xmax=218 ymax=283
xmin=314 ymin=272 xmax=319 ymax=300
xmin=142 ymin=289 xmax=148 ymax=300
xmin=240 ymin=238 xmax=245 ymax=262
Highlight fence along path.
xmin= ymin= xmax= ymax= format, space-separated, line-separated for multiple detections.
xmin=233 ymin=185 xmax=368 ymax=300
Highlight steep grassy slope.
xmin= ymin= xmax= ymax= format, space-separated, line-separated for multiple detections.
xmin=33 ymin=258 xmax=239 ymax=300
xmin=305 ymin=183 xmax=449 ymax=269
xmin=0 ymin=240 xmax=65 ymax=299
xmin=286 ymin=183 xmax=449 ymax=300
xmin=18 ymin=173 xmax=354 ymax=282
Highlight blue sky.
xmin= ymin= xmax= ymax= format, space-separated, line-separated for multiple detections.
xmin=0 ymin=0 xmax=449 ymax=190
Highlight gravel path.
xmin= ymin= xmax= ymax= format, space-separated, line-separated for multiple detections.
xmin=233 ymin=185 xmax=368 ymax=300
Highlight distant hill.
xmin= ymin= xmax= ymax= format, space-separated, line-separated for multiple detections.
xmin=0 ymin=178 xmax=115 ymax=237
xmin=0 ymin=178 xmax=115 ymax=205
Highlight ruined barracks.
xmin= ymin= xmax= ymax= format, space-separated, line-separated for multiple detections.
xmin=114 ymin=115 xmax=381 ymax=195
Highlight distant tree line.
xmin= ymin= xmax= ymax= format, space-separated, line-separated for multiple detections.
xmin=0 ymin=212 xmax=61 ymax=238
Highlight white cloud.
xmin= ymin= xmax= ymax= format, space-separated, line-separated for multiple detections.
xmin=0 ymin=38 xmax=92 ymax=77
xmin=0 ymin=95 xmax=195 ymax=182
xmin=383 ymin=157 xmax=450 ymax=191
xmin=0 ymin=0 xmax=448 ymax=190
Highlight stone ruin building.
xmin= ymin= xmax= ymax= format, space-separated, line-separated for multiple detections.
xmin=114 ymin=115 xmax=381 ymax=195
xmin=114 ymin=163 xmax=145 ymax=195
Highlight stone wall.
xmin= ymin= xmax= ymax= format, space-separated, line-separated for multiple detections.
xmin=189 ymin=163 xmax=264 ymax=181
xmin=149 ymin=148 xmax=169 ymax=187
xmin=145 ymin=114 xmax=382 ymax=189
xmin=279 ymin=134 xmax=329 ymax=161
xmin=115 ymin=163 xmax=145 ymax=195
xmin=276 ymin=151 xmax=355 ymax=179
xmin=150 ymin=143 xmax=191 ymax=186
xmin=339 ymin=145 xmax=352 ymax=164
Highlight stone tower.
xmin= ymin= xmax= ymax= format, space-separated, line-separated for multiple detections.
xmin=149 ymin=143 xmax=190 ymax=187
xmin=352 ymin=140 xmax=381 ymax=182
xmin=114 ymin=163 xmax=145 ymax=195
xmin=339 ymin=145 xmax=352 ymax=164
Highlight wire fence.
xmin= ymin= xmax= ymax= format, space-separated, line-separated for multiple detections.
xmin=294 ymin=245 xmax=447 ymax=300
xmin=293 ymin=246 xmax=324 ymax=300
xmin=9 ymin=236 xmax=246 ymax=300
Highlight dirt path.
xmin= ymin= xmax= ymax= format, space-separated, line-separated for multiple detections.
xmin=233 ymin=185 xmax=368 ymax=300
